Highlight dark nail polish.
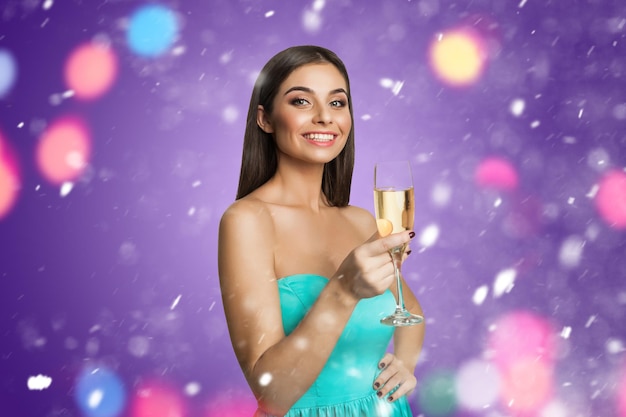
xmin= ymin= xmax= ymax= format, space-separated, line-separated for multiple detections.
xmin=409 ymin=231 xmax=415 ymax=238
xmin=406 ymin=250 xmax=412 ymax=256
xmin=373 ymin=382 xmax=380 ymax=389
xmin=377 ymin=391 xmax=382 ymax=397
xmin=387 ymin=396 xmax=394 ymax=402
xmin=378 ymin=362 xmax=385 ymax=369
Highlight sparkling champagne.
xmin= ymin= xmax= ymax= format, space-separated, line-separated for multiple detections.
xmin=373 ymin=187 xmax=415 ymax=251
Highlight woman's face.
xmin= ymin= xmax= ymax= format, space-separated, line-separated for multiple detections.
xmin=257 ymin=63 xmax=352 ymax=165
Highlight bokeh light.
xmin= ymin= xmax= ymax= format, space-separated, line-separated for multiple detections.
xmin=455 ymin=359 xmax=501 ymax=411
xmin=74 ymin=366 xmax=127 ymax=417
xmin=64 ymin=42 xmax=118 ymax=100
xmin=418 ymin=370 xmax=457 ymax=417
xmin=129 ymin=379 xmax=187 ymax=417
xmin=594 ymin=169 xmax=626 ymax=229
xmin=487 ymin=311 xmax=558 ymax=414
xmin=35 ymin=116 xmax=91 ymax=185
xmin=475 ymin=156 xmax=519 ymax=191
xmin=428 ymin=28 xmax=487 ymax=87
xmin=499 ymin=357 xmax=554 ymax=414
xmin=0 ymin=48 xmax=18 ymax=98
xmin=0 ymin=132 xmax=20 ymax=219
xmin=488 ymin=310 xmax=557 ymax=369
xmin=203 ymin=388 xmax=257 ymax=417
xmin=126 ymin=5 xmax=179 ymax=57
xmin=618 ymin=363 xmax=626 ymax=417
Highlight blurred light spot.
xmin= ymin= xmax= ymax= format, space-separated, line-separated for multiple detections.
xmin=475 ymin=156 xmax=519 ymax=191
xmin=184 ymin=382 xmax=200 ymax=396
xmin=0 ymin=134 xmax=20 ymax=219
xmin=59 ymin=181 xmax=74 ymax=197
xmin=431 ymin=182 xmax=452 ymax=207
xmin=130 ymin=380 xmax=186 ymax=417
xmin=607 ymin=338 xmax=625 ymax=354
xmin=42 ymin=0 xmax=54 ymax=10
xmin=0 ymin=48 xmax=18 ymax=98
xmin=492 ymin=268 xmax=516 ymax=298
xmin=500 ymin=358 xmax=553 ymax=413
xmin=472 ymin=285 xmax=488 ymax=305
xmin=74 ymin=366 xmax=126 ymax=417
xmin=617 ymin=363 xmax=626 ymax=417
xmin=118 ymin=241 xmax=139 ymax=265
xmin=428 ymin=29 xmax=487 ymax=87
xmin=587 ymin=147 xmax=610 ymax=171
xmin=36 ymin=116 xmax=91 ymax=185
xmin=455 ymin=359 xmax=501 ymax=411
xmin=264 ymin=10 xmax=274 ymax=18
xmin=64 ymin=42 xmax=118 ymax=100
xmin=509 ymin=98 xmax=525 ymax=117
xmin=419 ymin=223 xmax=439 ymax=248
xmin=488 ymin=311 xmax=556 ymax=369
xmin=302 ymin=8 xmax=322 ymax=33
xmin=418 ymin=370 xmax=457 ymax=416
xmin=127 ymin=335 xmax=150 ymax=358
xmin=530 ymin=120 xmax=541 ymax=128
xmin=312 ymin=0 xmax=325 ymax=11
xmin=222 ymin=105 xmax=238 ymax=123
xmin=558 ymin=235 xmax=585 ymax=269
xmin=594 ymin=169 xmax=626 ymax=229
xmin=27 ymin=374 xmax=52 ymax=390
xmin=612 ymin=103 xmax=626 ymax=120
xmin=540 ymin=400 xmax=568 ymax=417
xmin=202 ymin=389 xmax=257 ymax=417
xmin=127 ymin=5 xmax=179 ymax=57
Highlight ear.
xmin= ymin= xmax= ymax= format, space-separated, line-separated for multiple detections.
xmin=256 ymin=105 xmax=274 ymax=134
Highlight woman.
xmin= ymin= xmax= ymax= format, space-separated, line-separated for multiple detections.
xmin=218 ymin=45 xmax=425 ymax=417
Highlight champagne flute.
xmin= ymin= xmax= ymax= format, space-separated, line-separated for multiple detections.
xmin=374 ymin=160 xmax=423 ymax=326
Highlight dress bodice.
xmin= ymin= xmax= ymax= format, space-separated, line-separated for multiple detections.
xmin=263 ymin=274 xmax=413 ymax=417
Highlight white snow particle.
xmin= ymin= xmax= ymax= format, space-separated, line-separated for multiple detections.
xmin=419 ymin=223 xmax=440 ymax=248
xmin=472 ymin=285 xmax=489 ymax=305
xmin=560 ymin=326 xmax=572 ymax=339
xmin=493 ymin=268 xmax=516 ymax=298
xmin=27 ymin=374 xmax=52 ymax=390
xmin=259 ymin=372 xmax=273 ymax=386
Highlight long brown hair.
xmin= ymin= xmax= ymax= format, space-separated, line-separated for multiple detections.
xmin=236 ymin=45 xmax=355 ymax=207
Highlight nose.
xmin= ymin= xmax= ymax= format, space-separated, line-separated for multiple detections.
xmin=312 ymin=105 xmax=332 ymax=124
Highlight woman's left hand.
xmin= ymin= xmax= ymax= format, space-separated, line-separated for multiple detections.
xmin=372 ymin=352 xmax=417 ymax=402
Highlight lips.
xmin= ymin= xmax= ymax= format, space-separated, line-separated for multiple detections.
xmin=303 ymin=132 xmax=337 ymax=146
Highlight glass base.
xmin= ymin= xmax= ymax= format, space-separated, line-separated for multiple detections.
xmin=380 ymin=309 xmax=424 ymax=327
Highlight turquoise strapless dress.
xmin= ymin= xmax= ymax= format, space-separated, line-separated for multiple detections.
xmin=255 ymin=274 xmax=413 ymax=417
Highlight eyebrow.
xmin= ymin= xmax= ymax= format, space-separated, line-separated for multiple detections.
xmin=283 ymin=86 xmax=348 ymax=96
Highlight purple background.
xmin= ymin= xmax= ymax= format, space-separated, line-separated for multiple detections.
xmin=1 ymin=0 xmax=626 ymax=416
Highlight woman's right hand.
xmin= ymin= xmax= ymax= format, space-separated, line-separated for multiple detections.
xmin=333 ymin=230 xmax=414 ymax=300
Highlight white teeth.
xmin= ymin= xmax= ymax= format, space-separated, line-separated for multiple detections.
xmin=304 ymin=133 xmax=334 ymax=141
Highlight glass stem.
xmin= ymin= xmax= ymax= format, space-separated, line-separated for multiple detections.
xmin=391 ymin=249 xmax=406 ymax=311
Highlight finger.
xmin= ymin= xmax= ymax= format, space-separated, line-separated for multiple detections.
xmin=386 ymin=375 xmax=417 ymax=402
xmin=363 ymin=231 xmax=415 ymax=256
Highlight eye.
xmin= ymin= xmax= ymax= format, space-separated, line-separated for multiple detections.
xmin=330 ymin=99 xmax=347 ymax=108
xmin=291 ymin=97 xmax=310 ymax=106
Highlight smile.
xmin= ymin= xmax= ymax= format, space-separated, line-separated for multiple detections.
xmin=303 ymin=133 xmax=336 ymax=143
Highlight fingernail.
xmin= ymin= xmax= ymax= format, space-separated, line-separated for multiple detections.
xmin=406 ymin=250 xmax=412 ymax=256
xmin=377 ymin=391 xmax=383 ymax=397
xmin=387 ymin=396 xmax=394 ymax=402
xmin=378 ymin=362 xmax=385 ymax=369
xmin=373 ymin=382 xmax=380 ymax=389
xmin=409 ymin=231 xmax=415 ymax=239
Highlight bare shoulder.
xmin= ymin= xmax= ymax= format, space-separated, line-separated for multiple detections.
xmin=219 ymin=196 xmax=274 ymax=236
xmin=340 ymin=204 xmax=377 ymax=238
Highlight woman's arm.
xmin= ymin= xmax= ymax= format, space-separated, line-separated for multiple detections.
xmin=218 ymin=200 xmax=412 ymax=416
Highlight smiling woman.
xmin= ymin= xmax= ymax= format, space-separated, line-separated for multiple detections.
xmin=218 ymin=45 xmax=425 ymax=417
